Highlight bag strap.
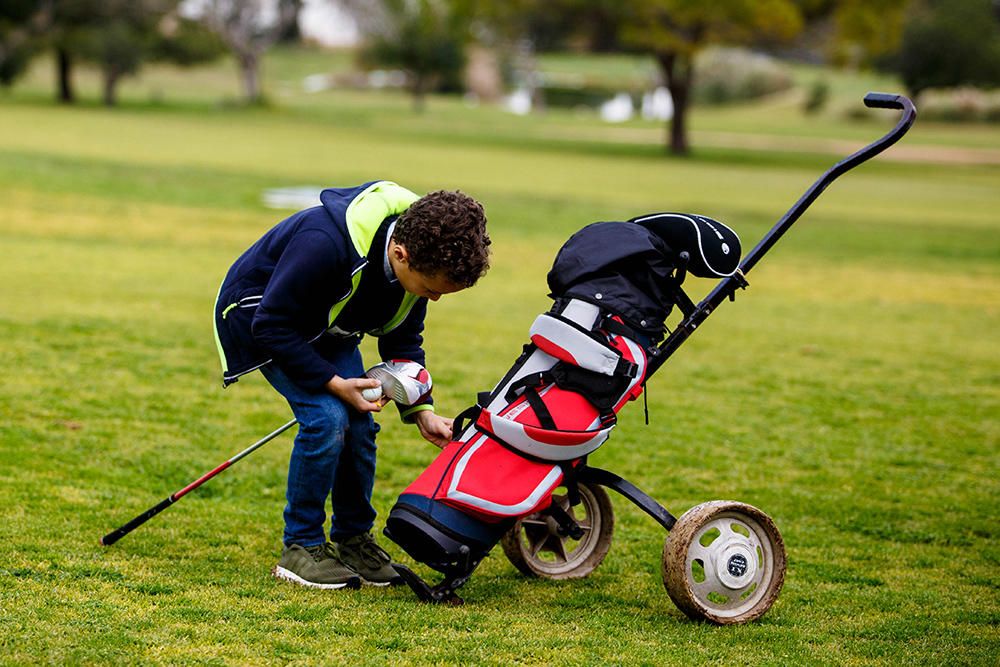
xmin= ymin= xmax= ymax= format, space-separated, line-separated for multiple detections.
xmin=503 ymin=371 xmax=549 ymax=402
xmin=522 ymin=387 xmax=558 ymax=431
xmin=451 ymin=404 xmax=483 ymax=441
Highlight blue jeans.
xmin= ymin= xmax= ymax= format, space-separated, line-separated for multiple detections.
xmin=260 ymin=346 xmax=379 ymax=547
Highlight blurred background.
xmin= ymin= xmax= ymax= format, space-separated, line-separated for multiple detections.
xmin=1 ymin=2 xmax=999 ymax=663
xmin=2 ymin=0 xmax=1000 ymax=153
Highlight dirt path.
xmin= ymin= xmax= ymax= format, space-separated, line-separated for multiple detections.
xmin=691 ymin=130 xmax=1000 ymax=166
xmin=533 ymin=124 xmax=1000 ymax=166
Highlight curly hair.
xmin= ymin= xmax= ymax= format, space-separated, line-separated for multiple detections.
xmin=393 ymin=190 xmax=491 ymax=287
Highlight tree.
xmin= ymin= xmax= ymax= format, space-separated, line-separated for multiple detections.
xmin=277 ymin=0 xmax=303 ymax=43
xmin=0 ymin=1 xmax=72 ymax=102
xmin=1 ymin=1 xmax=158 ymax=104
xmin=894 ymin=0 xmax=1000 ymax=96
xmin=823 ymin=0 xmax=909 ymax=68
xmin=346 ymin=0 xmax=468 ymax=112
xmin=199 ymin=0 xmax=299 ymax=104
xmin=45 ymin=0 xmax=130 ymax=104
xmin=72 ymin=1 xmax=167 ymax=106
xmin=0 ymin=1 xmax=48 ymax=89
xmin=1 ymin=1 xmax=223 ymax=105
xmin=66 ymin=1 xmax=225 ymax=106
xmin=617 ymin=0 xmax=803 ymax=155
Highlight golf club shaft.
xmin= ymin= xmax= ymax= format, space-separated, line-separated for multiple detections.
xmin=100 ymin=418 xmax=298 ymax=546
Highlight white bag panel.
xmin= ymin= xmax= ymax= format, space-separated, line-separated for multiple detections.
xmin=560 ymin=299 xmax=601 ymax=328
xmin=529 ymin=313 xmax=621 ymax=376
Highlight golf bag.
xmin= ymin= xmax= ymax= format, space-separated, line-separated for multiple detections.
xmin=384 ymin=213 xmax=741 ymax=582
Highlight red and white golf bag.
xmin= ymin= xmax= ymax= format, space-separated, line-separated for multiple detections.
xmin=384 ymin=213 xmax=740 ymax=580
xmin=384 ymin=298 xmax=649 ymax=573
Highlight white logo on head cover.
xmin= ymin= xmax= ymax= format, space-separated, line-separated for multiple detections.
xmin=702 ymin=218 xmax=724 ymax=240
xmin=722 ymin=243 xmax=730 ymax=255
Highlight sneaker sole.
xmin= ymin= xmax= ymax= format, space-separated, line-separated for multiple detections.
xmin=359 ymin=575 xmax=405 ymax=587
xmin=272 ymin=565 xmax=361 ymax=590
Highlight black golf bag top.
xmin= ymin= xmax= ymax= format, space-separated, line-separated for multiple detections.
xmin=384 ymin=213 xmax=741 ymax=580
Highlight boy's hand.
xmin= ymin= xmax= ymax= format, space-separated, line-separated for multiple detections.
xmin=414 ymin=411 xmax=453 ymax=448
xmin=326 ymin=375 xmax=387 ymax=413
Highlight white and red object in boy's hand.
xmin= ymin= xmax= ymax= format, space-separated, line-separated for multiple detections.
xmin=362 ymin=360 xmax=433 ymax=406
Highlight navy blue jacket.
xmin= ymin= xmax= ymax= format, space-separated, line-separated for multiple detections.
xmin=213 ymin=183 xmax=427 ymax=392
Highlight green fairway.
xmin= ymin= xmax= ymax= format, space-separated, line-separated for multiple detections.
xmin=1 ymin=51 xmax=998 ymax=665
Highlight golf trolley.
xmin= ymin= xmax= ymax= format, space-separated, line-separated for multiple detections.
xmin=383 ymin=93 xmax=916 ymax=624
xmin=101 ymin=92 xmax=915 ymax=626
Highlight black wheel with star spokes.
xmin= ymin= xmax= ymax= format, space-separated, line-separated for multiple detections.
xmin=500 ymin=483 xmax=614 ymax=579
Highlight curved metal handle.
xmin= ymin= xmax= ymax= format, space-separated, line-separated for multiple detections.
xmin=647 ymin=92 xmax=917 ymax=376
xmin=864 ymin=91 xmax=913 ymax=113
xmin=735 ymin=92 xmax=916 ymax=277
xmin=864 ymin=91 xmax=917 ymax=137
xmin=864 ymin=91 xmax=905 ymax=109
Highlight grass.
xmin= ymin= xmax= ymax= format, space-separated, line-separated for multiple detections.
xmin=1 ymin=48 xmax=998 ymax=665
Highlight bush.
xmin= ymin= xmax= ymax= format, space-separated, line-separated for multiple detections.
xmin=895 ymin=0 xmax=1000 ymax=96
xmin=541 ymin=84 xmax=621 ymax=108
xmin=917 ymin=87 xmax=1000 ymax=123
xmin=693 ymin=47 xmax=793 ymax=105
xmin=803 ymin=79 xmax=830 ymax=115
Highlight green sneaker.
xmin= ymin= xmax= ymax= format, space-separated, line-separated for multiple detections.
xmin=334 ymin=533 xmax=404 ymax=586
xmin=272 ymin=543 xmax=361 ymax=590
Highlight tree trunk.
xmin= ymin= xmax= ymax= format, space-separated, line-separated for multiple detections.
xmin=239 ymin=52 xmax=260 ymax=104
xmin=411 ymin=73 xmax=427 ymax=113
xmin=56 ymin=47 xmax=74 ymax=104
xmin=102 ymin=67 xmax=121 ymax=107
xmin=277 ymin=0 xmax=303 ymax=43
xmin=656 ymin=51 xmax=694 ymax=156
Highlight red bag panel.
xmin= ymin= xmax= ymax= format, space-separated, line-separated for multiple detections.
xmin=434 ymin=433 xmax=564 ymax=523
xmin=499 ymin=385 xmax=598 ymax=429
xmin=401 ymin=439 xmax=468 ymax=500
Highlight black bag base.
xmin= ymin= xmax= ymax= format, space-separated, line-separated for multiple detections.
xmin=384 ymin=495 xmax=512 ymax=576
xmin=384 ymin=500 xmax=512 ymax=604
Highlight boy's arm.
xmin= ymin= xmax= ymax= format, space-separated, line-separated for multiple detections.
xmin=413 ymin=410 xmax=453 ymax=448
xmin=377 ymin=299 xmax=435 ymax=422
xmin=252 ymin=229 xmax=346 ymax=392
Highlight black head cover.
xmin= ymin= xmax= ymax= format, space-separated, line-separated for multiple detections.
xmin=631 ymin=213 xmax=741 ymax=278
xmin=546 ymin=221 xmax=677 ymax=335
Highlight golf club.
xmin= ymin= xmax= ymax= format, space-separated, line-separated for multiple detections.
xmin=101 ymin=361 xmax=433 ymax=545
xmin=363 ymin=360 xmax=433 ymax=405
xmin=100 ymin=418 xmax=297 ymax=546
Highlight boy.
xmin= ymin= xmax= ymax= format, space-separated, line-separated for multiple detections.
xmin=213 ymin=181 xmax=490 ymax=589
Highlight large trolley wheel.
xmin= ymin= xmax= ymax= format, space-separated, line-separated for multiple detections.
xmin=501 ymin=483 xmax=615 ymax=580
xmin=662 ymin=500 xmax=786 ymax=625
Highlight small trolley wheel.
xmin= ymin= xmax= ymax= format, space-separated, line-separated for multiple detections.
xmin=501 ymin=483 xmax=614 ymax=580
xmin=662 ymin=500 xmax=786 ymax=625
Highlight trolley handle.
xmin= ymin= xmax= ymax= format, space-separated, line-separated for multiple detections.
xmin=864 ymin=92 xmax=907 ymax=110
xmin=729 ymin=91 xmax=916 ymax=281
xmin=646 ymin=92 xmax=916 ymax=376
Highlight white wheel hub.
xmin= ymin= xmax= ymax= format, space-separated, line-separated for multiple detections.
xmin=684 ymin=513 xmax=771 ymax=616
xmin=715 ymin=540 xmax=757 ymax=589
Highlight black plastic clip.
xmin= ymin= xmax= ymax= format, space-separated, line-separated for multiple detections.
xmin=675 ymin=251 xmax=690 ymax=285
xmin=451 ymin=404 xmax=484 ymax=440
xmin=728 ymin=269 xmax=749 ymax=302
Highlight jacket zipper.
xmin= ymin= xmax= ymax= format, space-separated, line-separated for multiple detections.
xmin=222 ymin=294 xmax=263 ymax=319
